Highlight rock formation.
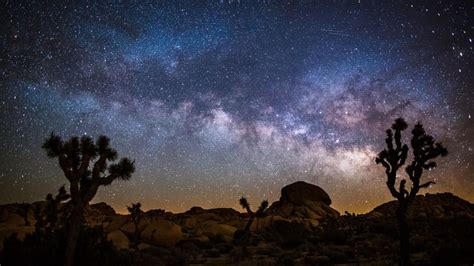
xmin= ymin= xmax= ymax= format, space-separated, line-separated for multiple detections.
xmin=1 ymin=183 xmax=473 ymax=265
xmin=267 ymin=181 xmax=339 ymax=223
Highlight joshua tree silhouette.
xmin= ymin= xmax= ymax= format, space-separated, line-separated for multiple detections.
xmin=42 ymin=133 xmax=135 ymax=266
xmin=239 ymin=197 xmax=269 ymax=233
xmin=376 ymin=118 xmax=447 ymax=266
xmin=34 ymin=185 xmax=71 ymax=232
xmin=127 ymin=202 xmax=143 ymax=247
xmin=234 ymin=197 xmax=269 ymax=245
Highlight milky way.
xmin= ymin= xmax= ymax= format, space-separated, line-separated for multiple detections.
xmin=1 ymin=1 xmax=473 ymax=213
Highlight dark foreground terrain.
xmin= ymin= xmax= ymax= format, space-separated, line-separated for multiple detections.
xmin=1 ymin=181 xmax=473 ymax=265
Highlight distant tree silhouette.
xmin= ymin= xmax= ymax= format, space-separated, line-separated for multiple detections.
xmin=42 ymin=133 xmax=135 ymax=266
xmin=239 ymin=197 xmax=269 ymax=232
xmin=34 ymin=185 xmax=70 ymax=232
xmin=127 ymin=202 xmax=143 ymax=248
xmin=376 ymin=118 xmax=448 ymax=266
xmin=234 ymin=197 xmax=269 ymax=245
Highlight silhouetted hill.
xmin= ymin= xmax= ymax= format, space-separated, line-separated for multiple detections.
xmin=369 ymin=192 xmax=474 ymax=219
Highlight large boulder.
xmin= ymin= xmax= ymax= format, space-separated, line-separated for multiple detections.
xmin=89 ymin=202 xmax=116 ymax=216
xmin=281 ymin=181 xmax=332 ymax=205
xmin=84 ymin=202 xmax=117 ymax=226
xmin=267 ymin=181 xmax=339 ymax=222
xmin=195 ymin=220 xmax=237 ymax=242
xmin=107 ymin=230 xmax=130 ymax=250
xmin=103 ymin=215 xmax=129 ymax=232
xmin=141 ymin=219 xmax=183 ymax=247
xmin=249 ymin=215 xmax=287 ymax=232
xmin=120 ymin=217 xmax=152 ymax=236
xmin=179 ymin=213 xmax=223 ymax=231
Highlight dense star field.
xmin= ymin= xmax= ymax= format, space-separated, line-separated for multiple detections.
xmin=1 ymin=1 xmax=473 ymax=214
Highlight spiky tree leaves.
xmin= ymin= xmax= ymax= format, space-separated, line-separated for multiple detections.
xmin=375 ymin=118 xmax=409 ymax=200
xmin=239 ymin=197 xmax=251 ymax=213
xmin=256 ymin=200 xmax=269 ymax=217
xmin=376 ymin=118 xmax=447 ymax=266
xmin=42 ymin=133 xmax=135 ymax=266
xmin=42 ymin=133 xmax=63 ymax=158
xmin=43 ymin=133 xmax=135 ymax=203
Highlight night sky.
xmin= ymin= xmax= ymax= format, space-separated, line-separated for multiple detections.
xmin=1 ymin=1 xmax=473 ymax=214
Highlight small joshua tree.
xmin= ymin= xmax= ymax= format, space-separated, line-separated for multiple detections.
xmin=239 ymin=197 xmax=269 ymax=233
xmin=127 ymin=202 xmax=143 ymax=247
xmin=233 ymin=197 xmax=269 ymax=246
xmin=42 ymin=133 xmax=135 ymax=266
xmin=376 ymin=118 xmax=447 ymax=266
xmin=34 ymin=185 xmax=71 ymax=232
xmin=41 ymin=186 xmax=71 ymax=230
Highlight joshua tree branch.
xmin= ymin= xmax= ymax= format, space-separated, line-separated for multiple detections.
xmin=419 ymin=181 xmax=435 ymax=189
xmin=92 ymin=155 xmax=108 ymax=179
xmin=78 ymin=155 xmax=91 ymax=179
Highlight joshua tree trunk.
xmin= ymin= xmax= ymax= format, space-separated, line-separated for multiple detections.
xmin=64 ymin=204 xmax=84 ymax=266
xmin=132 ymin=221 xmax=140 ymax=248
xmin=244 ymin=215 xmax=255 ymax=232
xmin=397 ymin=204 xmax=409 ymax=266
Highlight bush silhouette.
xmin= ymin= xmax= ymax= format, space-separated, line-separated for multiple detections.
xmin=376 ymin=118 xmax=447 ymax=265
xmin=42 ymin=133 xmax=135 ymax=266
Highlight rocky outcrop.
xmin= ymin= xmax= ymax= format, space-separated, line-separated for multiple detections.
xmin=140 ymin=219 xmax=183 ymax=247
xmin=268 ymin=181 xmax=339 ymax=221
xmin=102 ymin=214 xmax=128 ymax=232
xmin=281 ymin=181 xmax=332 ymax=205
xmin=88 ymin=202 xmax=117 ymax=216
xmin=369 ymin=192 xmax=474 ymax=219
xmin=107 ymin=230 xmax=130 ymax=250
xmin=195 ymin=220 xmax=237 ymax=242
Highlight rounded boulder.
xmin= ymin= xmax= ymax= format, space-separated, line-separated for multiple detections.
xmin=141 ymin=219 xmax=183 ymax=247
xmin=281 ymin=181 xmax=332 ymax=205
